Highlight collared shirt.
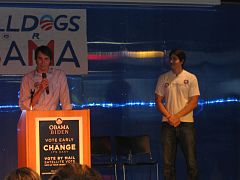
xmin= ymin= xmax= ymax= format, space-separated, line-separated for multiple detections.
xmin=155 ymin=70 xmax=200 ymax=122
xmin=19 ymin=68 xmax=72 ymax=111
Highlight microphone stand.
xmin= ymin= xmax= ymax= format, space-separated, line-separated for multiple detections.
xmin=30 ymin=89 xmax=35 ymax=110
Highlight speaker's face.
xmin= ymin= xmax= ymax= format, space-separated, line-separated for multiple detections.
xmin=36 ymin=51 xmax=51 ymax=73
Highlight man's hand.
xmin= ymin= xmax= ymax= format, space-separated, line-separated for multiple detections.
xmin=39 ymin=79 xmax=49 ymax=92
xmin=168 ymin=114 xmax=181 ymax=127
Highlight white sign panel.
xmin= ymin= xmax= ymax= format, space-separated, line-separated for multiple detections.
xmin=0 ymin=8 xmax=88 ymax=75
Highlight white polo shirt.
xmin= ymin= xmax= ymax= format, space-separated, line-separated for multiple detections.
xmin=155 ymin=70 xmax=200 ymax=122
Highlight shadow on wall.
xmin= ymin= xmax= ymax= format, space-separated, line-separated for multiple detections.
xmin=90 ymin=74 xmax=131 ymax=136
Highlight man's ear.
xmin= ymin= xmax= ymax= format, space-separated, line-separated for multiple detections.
xmin=181 ymin=59 xmax=185 ymax=65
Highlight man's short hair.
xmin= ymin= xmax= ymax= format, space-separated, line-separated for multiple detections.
xmin=169 ymin=49 xmax=186 ymax=66
xmin=50 ymin=163 xmax=103 ymax=180
xmin=4 ymin=167 xmax=41 ymax=180
xmin=35 ymin=45 xmax=52 ymax=60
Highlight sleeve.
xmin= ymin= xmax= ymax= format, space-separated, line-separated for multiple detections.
xmin=19 ymin=76 xmax=31 ymax=111
xmin=59 ymin=71 xmax=72 ymax=110
xmin=189 ymin=75 xmax=200 ymax=97
xmin=155 ymin=75 xmax=165 ymax=97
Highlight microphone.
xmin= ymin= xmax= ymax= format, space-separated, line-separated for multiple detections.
xmin=42 ymin=73 xmax=49 ymax=94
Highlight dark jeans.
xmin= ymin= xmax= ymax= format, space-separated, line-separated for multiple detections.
xmin=161 ymin=122 xmax=199 ymax=180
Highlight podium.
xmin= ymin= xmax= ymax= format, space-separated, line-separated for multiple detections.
xmin=17 ymin=109 xmax=91 ymax=178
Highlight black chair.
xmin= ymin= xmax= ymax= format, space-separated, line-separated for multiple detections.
xmin=91 ymin=136 xmax=117 ymax=180
xmin=115 ymin=135 xmax=159 ymax=180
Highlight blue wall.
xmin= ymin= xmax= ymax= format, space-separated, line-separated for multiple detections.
xmin=0 ymin=3 xmax=240 ymax=180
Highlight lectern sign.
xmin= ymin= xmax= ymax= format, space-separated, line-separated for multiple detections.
xmin=36 ymin=117 xmax=83 ymax=178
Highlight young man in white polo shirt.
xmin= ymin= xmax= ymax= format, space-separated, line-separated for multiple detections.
xmin=155 ymin=49 xmax=200 ymax=180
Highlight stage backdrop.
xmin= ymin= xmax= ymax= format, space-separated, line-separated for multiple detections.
xmin=0 ymin=7 xmax=88 ymax=75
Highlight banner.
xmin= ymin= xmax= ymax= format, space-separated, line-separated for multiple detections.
xmin=0 ymin=7 xmax=88 ymax=75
